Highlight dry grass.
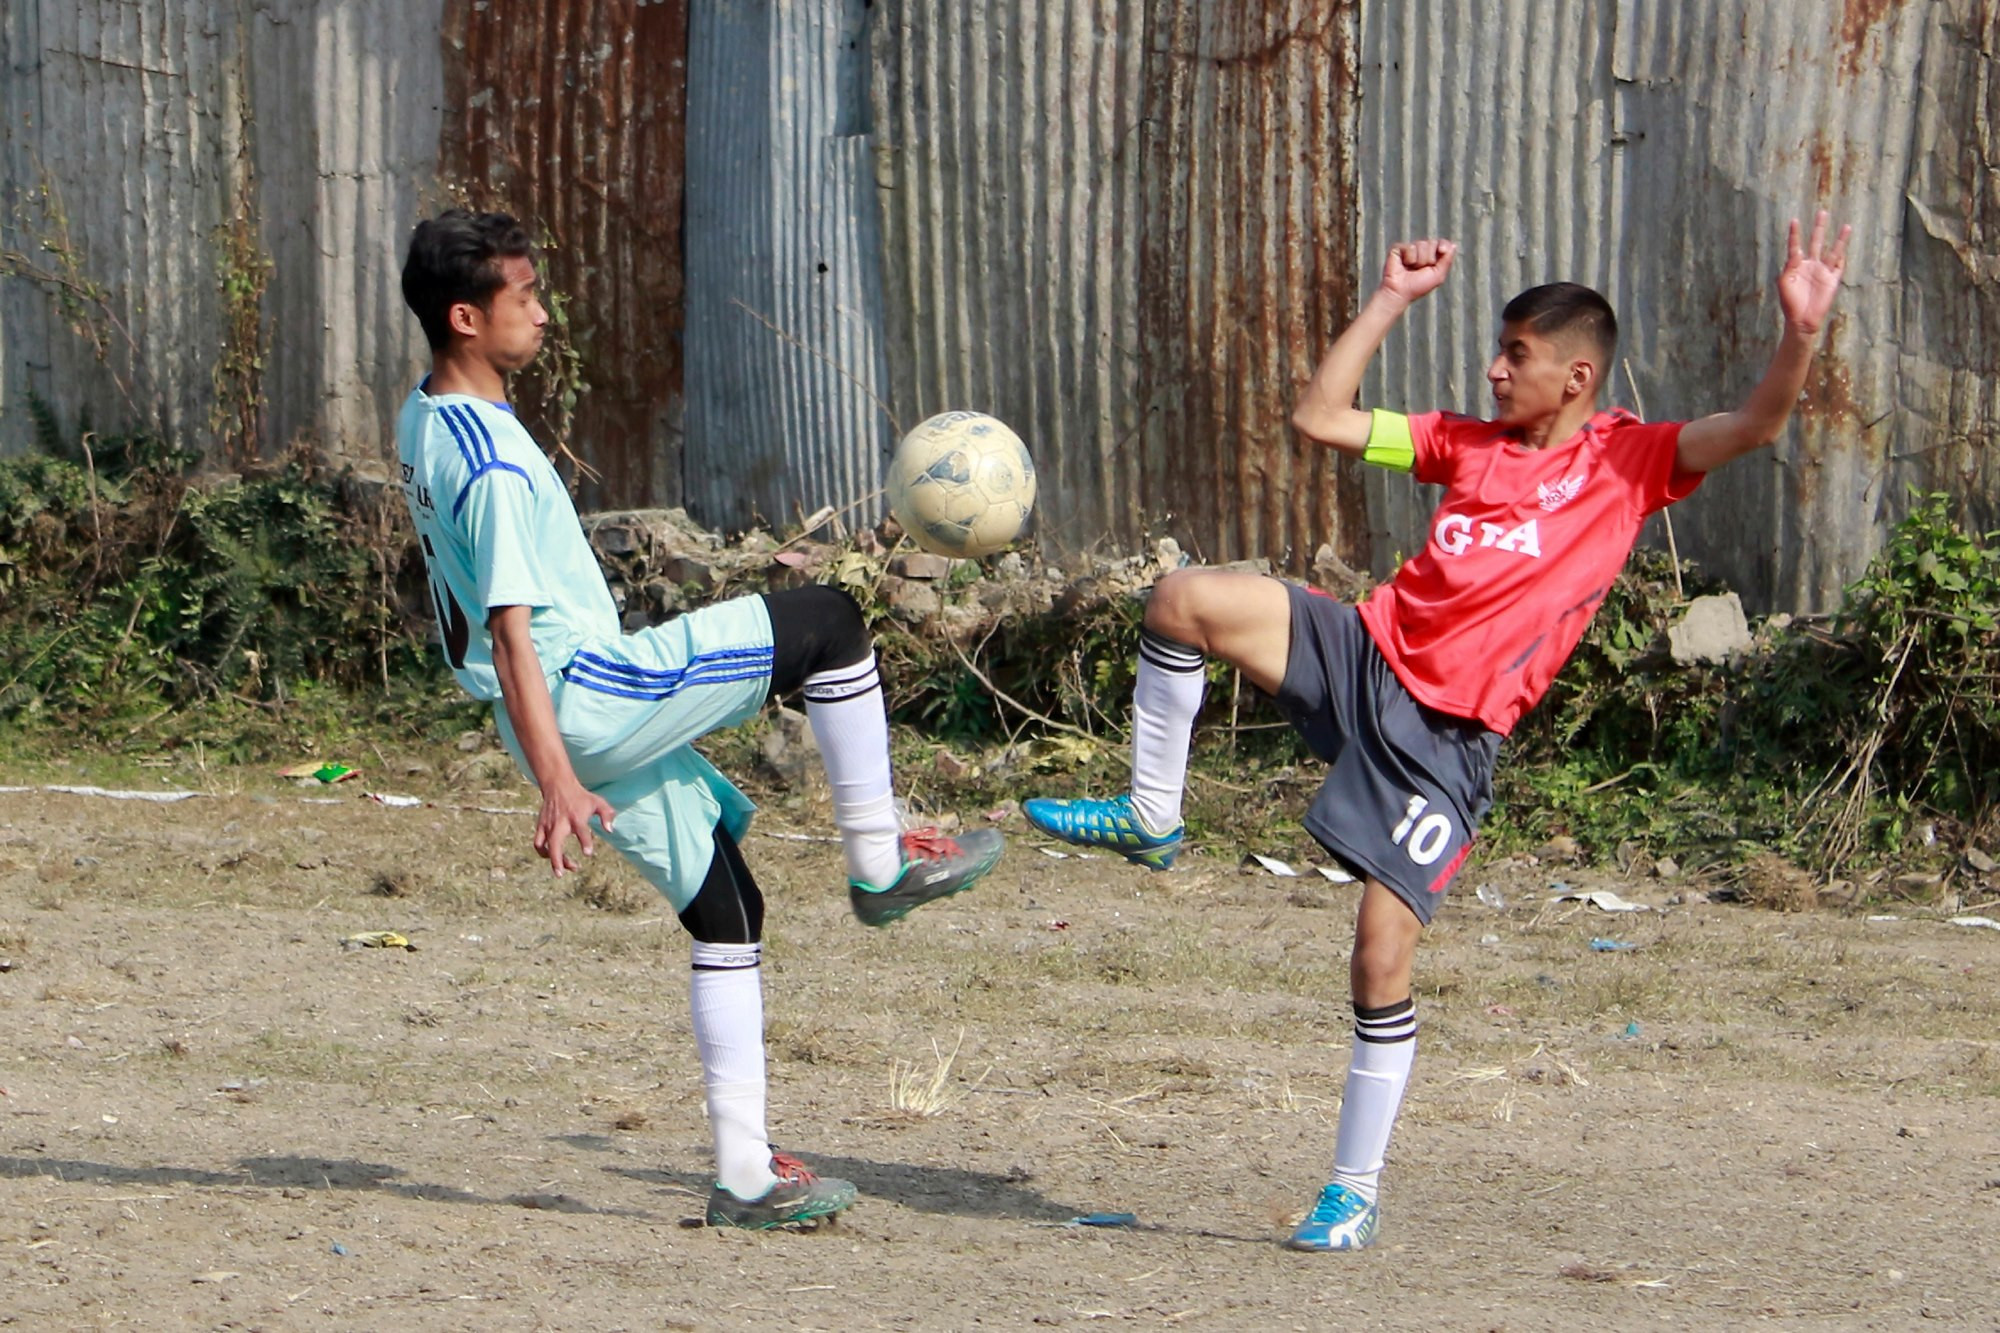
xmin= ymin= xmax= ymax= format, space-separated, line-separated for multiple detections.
xmin=3 ymin=778 xmax=2000 ymax=1326
xmin=1733 ymin=850 xmax=1822 ymax=912
xmin=885 ymin=1028 xmax=979 ymax=1118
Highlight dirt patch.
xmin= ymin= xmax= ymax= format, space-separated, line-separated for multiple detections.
xmin=0 ymin=772 xmax=1996 ymax=1329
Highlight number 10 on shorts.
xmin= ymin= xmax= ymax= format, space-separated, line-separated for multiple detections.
xmin=1391 ymin=795 xmax=1452 ymax=866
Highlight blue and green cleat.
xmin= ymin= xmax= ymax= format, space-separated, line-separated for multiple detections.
xmin=849 ymin=827 xmax=1005 ymax=927
xmin=706 ymin=1152 xmax=857 ymax=1230
xmin=1021 ymin=793 xmax=1182 ymax=871
xmin=1284 ymin=1182 xmax=1380 ymax=1251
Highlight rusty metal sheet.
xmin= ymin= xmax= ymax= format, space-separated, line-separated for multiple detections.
xmin=1135 ymin=1 xmax=1365 ymax=568
xmin=0 ymin=0 xmax=233 ymax=454
xmin=1356 ymin=0 xmax=1624 ymax=577
xmin=1358 ymin=0 xmax=1996 ymax=612
xmin=873 ymin=0 xmax=1364 ymax=568
xmin=439 ymin=0 xmax=689 ymax=510
xmin=1 ymin=0 xmax=449 ymax=472
xmin=680 ymin=0 xmax=892 ymax=534
xmin=249 ymin=0 xmax=448 ymax=474
xmin=1607 ymin=0 xmax=1938 ymax=611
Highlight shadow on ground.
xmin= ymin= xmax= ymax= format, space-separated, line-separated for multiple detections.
xmin=0 ymin=1153 xmax=659 ymax=1219
xmin=610 ymin=1149 xmax=1084 ymax=1224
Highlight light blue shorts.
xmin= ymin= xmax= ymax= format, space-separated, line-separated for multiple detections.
xmin=497 ymin=596 xmax=775 ymax=911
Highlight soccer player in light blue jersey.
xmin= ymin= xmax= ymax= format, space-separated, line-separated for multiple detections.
xmin=395 ymin=210 xmax=1005 ymax=1229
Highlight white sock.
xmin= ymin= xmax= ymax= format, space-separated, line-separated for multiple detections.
xmin=802 ymin=654 xmax=904 ymax=888
xmin=1331 ymin=999 xmax=1417 ymax=1205
xmin=690 ymin=941 xmax=777 ymax=1199
xmin=1130 ymin=628 xmax=1206 ymax=834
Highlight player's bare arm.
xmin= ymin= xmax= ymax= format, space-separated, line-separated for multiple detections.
xmin=1676 ymin=211 xmax=1852 ymax=474
xmin=488 ymin=603 xmax=615 ymax=877
xmin=1292 ymin=238 xmax=1458 ymax=455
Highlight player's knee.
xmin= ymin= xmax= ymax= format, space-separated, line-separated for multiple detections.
xmin=679 ymin=879 xmax=764 ymax=944
xmin=810 ymin=584 xmax=871 ymax=664
xmin=1144 ymin=569 xmax=1209 ymax=646
xmin=764 ymin=584 xmax=873 ymax=697
xmin=678 ymin=829 xmax=766 ymax=944
xmin=1349 ymin=929 xmax=1417 ymax=1005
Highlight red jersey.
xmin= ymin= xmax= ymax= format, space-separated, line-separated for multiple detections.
xmin=1355 ymin=407 xmax=1699 ymax=735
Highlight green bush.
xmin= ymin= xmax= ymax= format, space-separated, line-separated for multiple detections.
xmin=0 ymin=435 xmax=453 ymax=746
xmin=1805 ymin=492 xmax=2000 ymax=859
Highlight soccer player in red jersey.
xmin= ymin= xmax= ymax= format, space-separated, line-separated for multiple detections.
xmin=1025 ymin=212 xmax=1851 ymax=1249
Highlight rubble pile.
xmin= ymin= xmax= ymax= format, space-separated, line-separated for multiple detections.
xmin=577 ymin=508 xmax=1251 ymax=640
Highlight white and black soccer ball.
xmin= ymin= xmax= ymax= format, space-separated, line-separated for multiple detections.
xmin=884 ymin=411 xmax=1037 ymax=559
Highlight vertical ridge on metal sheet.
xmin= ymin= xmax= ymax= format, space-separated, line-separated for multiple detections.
xmin=3 ymin=1 xmax=1989 ymax=607
xmin=1902 ymin=2 xmax=2000 ymax=536
xmin=684 ymin=0 xmax=891 ymax=534
xmin=1611 ymin=0 xmax=1931 ymax=610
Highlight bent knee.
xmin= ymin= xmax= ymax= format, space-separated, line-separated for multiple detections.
xmin=1145 ymin=569 xmax=1290 ymax=661
xmin=764 ymin=584 xmax=872 ymax=694
xmin=1144 ymin=569 xmax=1221 ymax=644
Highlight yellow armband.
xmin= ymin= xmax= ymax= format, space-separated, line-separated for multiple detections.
xmin=1363 ymin=409 xmax=1415 ymax=473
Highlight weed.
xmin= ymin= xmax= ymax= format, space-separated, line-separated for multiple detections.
xmin=1807 ymin=492 xmax=2000 ymax=861
xmin=1 ymin=171 xmax=158 ymax=424
xmin=886 ymin=1028 xmax=977 ymax=1118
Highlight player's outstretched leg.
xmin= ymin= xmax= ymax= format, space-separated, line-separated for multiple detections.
xmin=764 ymin=586 xmax=1004 ymax=924
xmin=683 ymin=825 xmax=858 ymax=1229
xmin=1024 ymin=570 xmax=1291 ymax=869
xmin=1288 ymin=880 xmax=1420 ymax=1251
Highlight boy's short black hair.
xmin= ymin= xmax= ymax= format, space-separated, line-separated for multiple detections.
xmin=1500 ymin=282 xmax=1618 ymax=369
xmin=400 ymin=209 xmax=534 ymax=350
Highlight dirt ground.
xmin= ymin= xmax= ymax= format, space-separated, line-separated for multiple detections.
xmin=1 ymin=758 xmax=1997 ymax=1332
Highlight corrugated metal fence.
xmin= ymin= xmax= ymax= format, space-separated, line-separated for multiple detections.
xmin=3 ymin=0 xmax=1995 ymax=611
xmin=682 ymin=0 xmax=891 ymax=531
xmin=1359 ymin=0 xmax=1997 ymax=609
xmin=873 ymin=1 xmax=1365 ymax=567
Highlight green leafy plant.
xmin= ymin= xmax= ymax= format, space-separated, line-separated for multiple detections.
xmin=1807 ymin=492 xmax=2000 ymax=860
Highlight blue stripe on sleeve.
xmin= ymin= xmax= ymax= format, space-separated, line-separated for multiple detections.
xmin=437 ymin=404 xmax=484 ymax=469
xmin=450 ymin=462 xmax=538 ymax=520
xmin=442 ymin=403 xmax=542 ymax=520
xmin=459 ymin=404 xmax=499 ymax=464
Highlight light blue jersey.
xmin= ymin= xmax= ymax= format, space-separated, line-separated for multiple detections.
xmin=395 ymin=380 xmax=775 ymax=909
xmin=395 ymin=383 xmax=617 ymax=700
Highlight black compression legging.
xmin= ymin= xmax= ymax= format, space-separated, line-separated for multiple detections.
xmin=762 ymin=585 xmax=871 ymax=701
xmin=678 ymin=825 xmax=764 ymax=944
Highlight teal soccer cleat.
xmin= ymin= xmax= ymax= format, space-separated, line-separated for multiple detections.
xmin=849 ymin=827 xmax=1005 ymax=927
xmin=706 ymin=1152 xmax=858 ymax=1230
xmin=1284 ymin=1182 xmax=1380 ymax=1251
xmin=1021 ymin=793 xmax=1182 ymax=870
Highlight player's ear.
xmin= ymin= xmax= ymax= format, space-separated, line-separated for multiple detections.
xmin=447 ymin=300 xmax=482 ymax=340
xmin=1567 ymin=356 xmax=1599 ymax=401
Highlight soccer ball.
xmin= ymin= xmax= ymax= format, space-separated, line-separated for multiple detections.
xmin=885 ymin=411 xmax=1037 ymax=558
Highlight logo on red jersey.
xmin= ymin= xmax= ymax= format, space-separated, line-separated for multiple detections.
xmin=1434 ymin=513 xmax=1542 ymax=558
xmin=1537 ymin=472 xmax=1587 ymax=512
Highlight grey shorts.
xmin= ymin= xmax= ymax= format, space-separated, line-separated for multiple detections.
xmin=1273 ymin=586 xmax=1501 ymax=924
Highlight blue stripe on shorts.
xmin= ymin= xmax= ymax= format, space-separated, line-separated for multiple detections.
xmin=562 ymin=647 xmax=774 ymax=701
